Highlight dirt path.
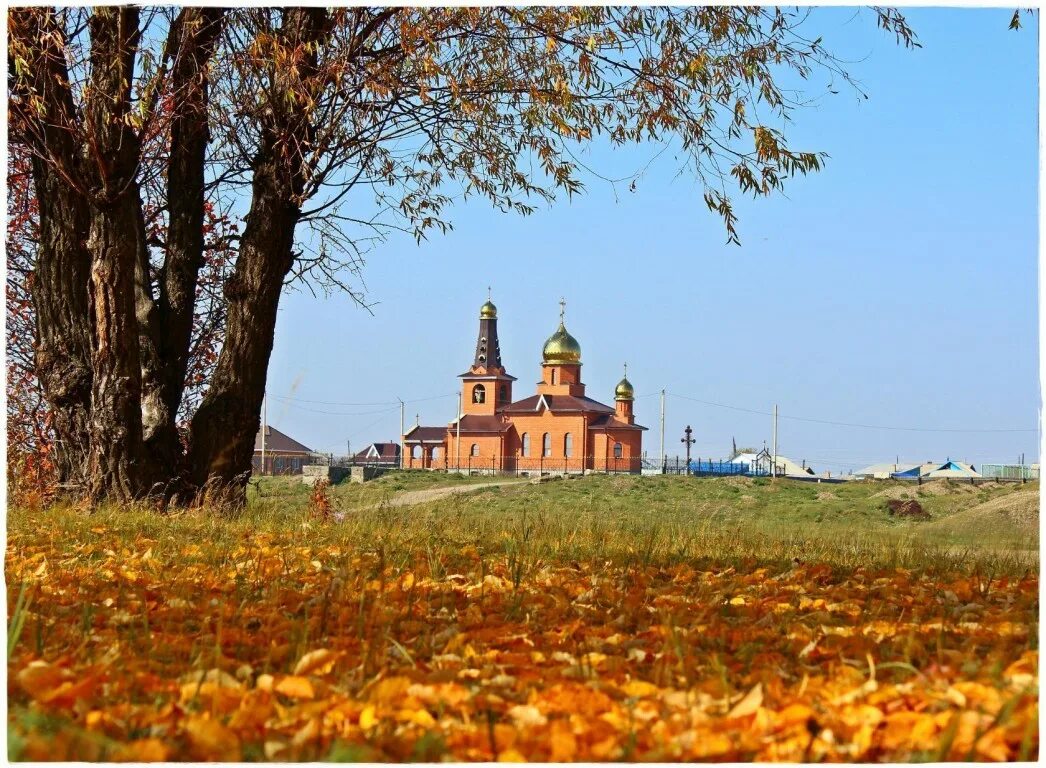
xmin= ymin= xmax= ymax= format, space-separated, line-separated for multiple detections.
xmin=380 ymin=478 xmax=532 ymax=508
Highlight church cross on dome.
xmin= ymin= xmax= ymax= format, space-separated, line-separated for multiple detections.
xmin=559 ymin=297 xmax=566 ymax=323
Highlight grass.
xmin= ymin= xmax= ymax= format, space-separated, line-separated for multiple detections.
xmin=242 ymin=472 xmax=1038 ymax=576
xmin=6 ymin=472 xmax=1039 ymax=760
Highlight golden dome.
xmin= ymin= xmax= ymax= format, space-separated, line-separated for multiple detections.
xmin=542 ymin=321 xmax=582 ymax=364
xmin=615 ymin=376 xmax=634 ymax=400
xmin=479 ymin=300 xmax=497 ymax=319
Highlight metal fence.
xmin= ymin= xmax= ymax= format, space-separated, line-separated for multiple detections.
xmin=975 ymin=464 xmax=1038 ymax=481
xmin=658 ymin=456 xmax=771 ymax=476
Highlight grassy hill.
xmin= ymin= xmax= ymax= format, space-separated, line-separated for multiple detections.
xmin=243 ymin=472 xmax=1038 ymax=576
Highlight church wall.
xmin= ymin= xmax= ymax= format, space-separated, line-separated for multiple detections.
xmin=507 ymin=412 xmax=588 ymax=473
xmin=446 ymin=433 xmax=505 ymax=472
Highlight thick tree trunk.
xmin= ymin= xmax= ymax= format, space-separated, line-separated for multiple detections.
xmin=189 ymin=8 xmax=329 ymax=502
xmin=83 ymin=7 xmax=149 ymax=502
xmin=86 ymin=199 xmax=147 ymax=501
xmin=188 ymin=154 xmax=302 ymax=495
xmin=29 ymin=159 xmax=94 ymax=487
xmin=11 ymin=9 xmax=95 ymax=486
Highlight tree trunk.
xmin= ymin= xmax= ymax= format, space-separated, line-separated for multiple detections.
xmin=189 ymin=8 xmax=329 ymax=502
xmin=83 ymin=7 xmax=149 ymax=502
xmin=11 ymin=9 xmax=95 ymax=486
xmin=188 ymin=154 xmax=302 ymax=496
xmin=152 ymin=8 xmax=224 ymax=480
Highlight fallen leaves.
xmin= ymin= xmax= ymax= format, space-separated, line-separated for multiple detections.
xmin=6 ymin=517 xmax=1039 ymax=762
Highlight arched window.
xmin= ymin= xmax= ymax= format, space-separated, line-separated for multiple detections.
xmin=412 ymin=445 xmax=422 ymax=459
xmin=551 ymin=369 xmax=557 ymax=385
xmin=473 ymin=384 xmax=486 ymax=404
xmin=432 ymin=447 xmax=441 ymax=461
xmin=471 ymin=443 xmax=480 ymax=457
xmin=564 ymin=433 xmax=573 ymax=458
xmin=521 ymin=433 xmax=530 ymax=457
xmin=542 ymin=433 xmax=552 ymax=457
xmin=613 ymin=442 xmax=623 ymax=459
xmin=499 ymin=384 xmax=508 ymax=403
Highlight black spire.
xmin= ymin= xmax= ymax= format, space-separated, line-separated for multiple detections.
xmin=474 ymin=297 xmax=502 ymax=370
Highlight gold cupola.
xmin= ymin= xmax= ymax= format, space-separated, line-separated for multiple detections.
xmin=615 ymin=364 xmax=634 ymax=400
xmin=479 ymin=299 xmax=497 ymax=319
xmin=542 ymin=299 xmax=581 ymax=364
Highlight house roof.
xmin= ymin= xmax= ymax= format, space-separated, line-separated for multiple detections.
xmin=729 ymin=451 xmax=814 ymax=476
xmin=449 ymin=414 xmax=512 ymax=434
xmin=502 ymin=393 xmax=615 ymax=415
xmin=354 ymin=442 xmax=401 ymax=460
xmin=855 ymin=463 xmax=922 ymax=477
xmin=588 ymin=414 xmax=648 ymax=431
xmin=403 ymin=426 xmax=447 ymax=444
xmin=924 ymin=460 xmax=980 ymax=478
xmin=254 ymin=425 xmax=311 ymax=454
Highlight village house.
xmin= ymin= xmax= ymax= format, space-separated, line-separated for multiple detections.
xmin=252 ymin=425 xmax=313 ymax=475
xmin=352 ymin=442 xmax=401 ymax=467
xmin=404 ymin=298 xmax=645 ymax=473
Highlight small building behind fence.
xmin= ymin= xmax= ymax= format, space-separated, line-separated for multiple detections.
xmin=253 ymin=426 xmax=313 ymax=475
xmin=352 ymin=442 xmax=401 ymax=468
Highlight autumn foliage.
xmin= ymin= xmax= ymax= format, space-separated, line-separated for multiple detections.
xmin=7 ymin=499 xmax=1037 ymax=762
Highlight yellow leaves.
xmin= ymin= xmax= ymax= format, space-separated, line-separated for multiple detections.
xmin=6 ymin=509 xmax=1040 ymax=762
xmin=293 ymin=648 xmax=338 ymax=676
xmin=549 ymin=719 xmax=577 ymax=761
xmin=17 ymin=660 xmax=99 ymax=707
xmin=274 ymin=675 xmax=315 ymax=700
xmin=620 ymin=679 xmax=659 ymax=698
xmin=358 ymin=704 xmax=378 ymax=731
xmin=185 ymin=715 xmax=241 ymax=762
xmin=508 ymin=704 xmax=547 ymax=727
xmin=726 ymin=682 xmax=763 ymax=718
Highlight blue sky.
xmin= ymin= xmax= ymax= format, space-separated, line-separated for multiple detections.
xmin=264 ymin=8 xmax=1038 ymax=474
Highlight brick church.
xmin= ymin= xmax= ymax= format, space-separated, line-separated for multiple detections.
xmin=404 ymin=298 xmax=645 ymax=473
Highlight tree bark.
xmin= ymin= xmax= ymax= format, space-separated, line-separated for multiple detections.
xmin=189 ymin=8 xmax=329 ymax=501
xmin=149 ymin=8 xmax=225 ymax=482
xmin=83 ymin=7 xmax=148 ymax=502
xmin=10 ymin=9 xmax=95 ymax=486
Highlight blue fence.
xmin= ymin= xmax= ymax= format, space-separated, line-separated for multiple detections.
xmin=657 ymin=457 xmax=772 ymax=476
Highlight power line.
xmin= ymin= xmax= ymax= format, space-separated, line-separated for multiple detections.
xmin=270 ymin=391 xmax=457 ymax=409
xmin=281 ymin=402 xmax=401 ymax=417
xmin=666 ymin=392 xmax=1037 ymax=434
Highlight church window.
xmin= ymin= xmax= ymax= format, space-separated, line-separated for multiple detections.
xmin=542 ymin=433 xmax=552 ymax=457
xmin=499 ymin=384 xmax=508 ymax=402
xmin=412 ymin=445 xmax=422 ymax=459
xmin=613 ymin=443 xmax=623 ymax=459
xmin=471 ymin=443 xmax=480 ymax=457
xmin=564 ymin=433 xmax=573 ymax=458
xmin=551 ymin=369 xmax=557 ymax=385
xmin=521 ymin=433 xmax=530 ymax=457
xmin=432 ymin=447 xmax=441 ymax=461
xmin=473 ymin=384 xmax=486 ymax=404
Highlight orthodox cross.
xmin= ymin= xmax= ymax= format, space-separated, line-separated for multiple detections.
xmin=559 ymin=297 xmax=566 ymax=323
xmin=623 ymin=362 xmax=628 ymax=377
xmin=487 ymin=285 xmax=491 ymax=300
xmin=681 ymin=425 xmax=695 ymax=472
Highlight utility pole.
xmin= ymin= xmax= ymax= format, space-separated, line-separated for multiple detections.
xmin=456 ymin=390 xmax=462 ymax=473
xmin=659 ymin=389 xmax=666 ymax=473
xmin=398 ymin=398 xmax=405 ymax=469
xmin=771 ymin=404 xmax=778 ymax=479
xmin=681 ymin=425 xmax=695 ymax=475
xmin=260 ymin=390 xmax=267 ymax=475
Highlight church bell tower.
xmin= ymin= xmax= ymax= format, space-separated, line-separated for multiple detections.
xmin=460 ymin=292 xmax=516 ymax=415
